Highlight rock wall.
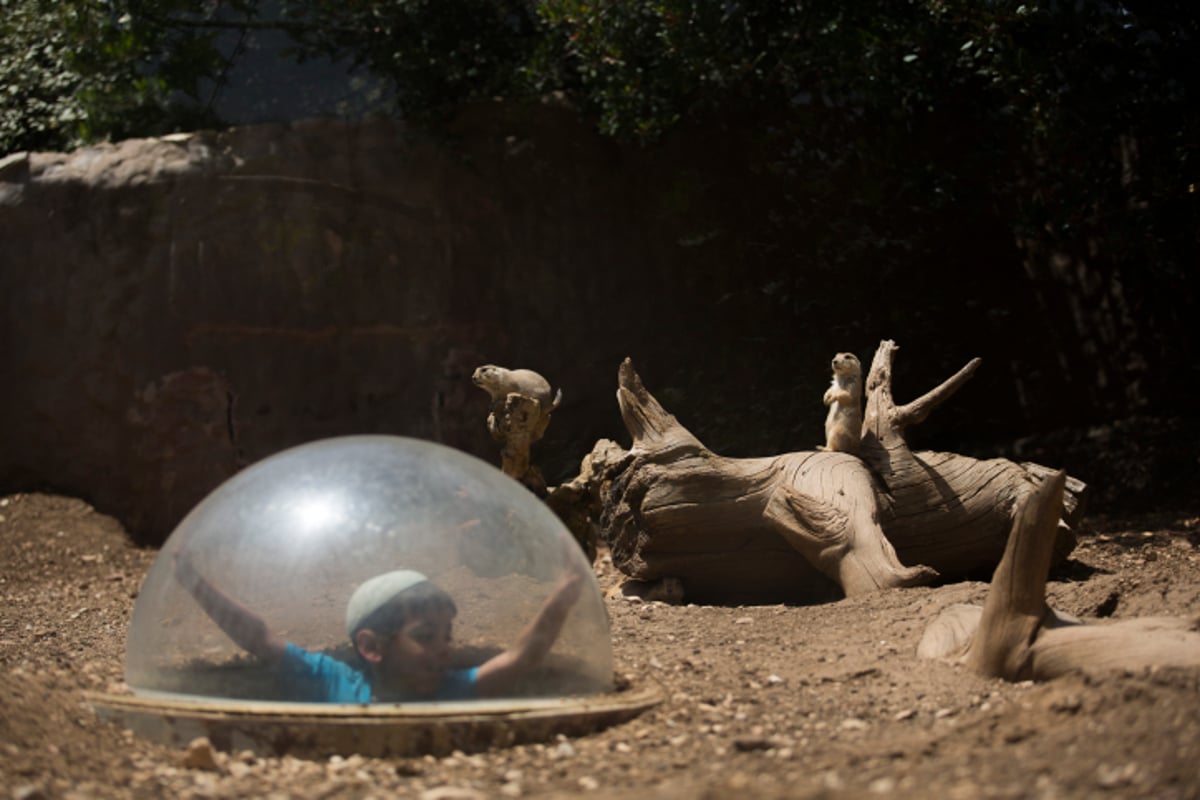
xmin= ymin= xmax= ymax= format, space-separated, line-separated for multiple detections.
xmin=3 ymin=103 xmax=1189 ymax=541
xmin=0 ymin=106 xmax=797 ymax=541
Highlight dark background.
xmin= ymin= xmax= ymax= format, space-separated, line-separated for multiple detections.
xmin=2 ymin=2 xmax=1196 ymax=539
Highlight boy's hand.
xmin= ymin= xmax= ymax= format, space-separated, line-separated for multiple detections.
xmin=474 ymin=535 xmax=593 ymax=695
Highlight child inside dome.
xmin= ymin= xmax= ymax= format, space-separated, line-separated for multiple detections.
xmin=173 ymin=547 xmax=587 ymax=703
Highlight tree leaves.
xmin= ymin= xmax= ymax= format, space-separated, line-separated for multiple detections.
xmin=1 ymin=0 xmax=229 ymax=153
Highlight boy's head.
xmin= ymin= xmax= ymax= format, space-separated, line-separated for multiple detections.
xmin=345 ymin=570 xmax=459 ymax=697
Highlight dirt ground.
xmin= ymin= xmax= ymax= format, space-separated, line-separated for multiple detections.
xmin=2 ymin=491 xmax=1199 ymax=799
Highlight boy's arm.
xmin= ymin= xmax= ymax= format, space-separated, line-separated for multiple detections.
xmin=474 ymin=557 xmax=586 ymax=696
xmin=174 ymin=550 xmax=286 ymax=665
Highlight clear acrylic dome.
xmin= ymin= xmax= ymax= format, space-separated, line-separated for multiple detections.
xmin=126 ymin=435 xmax=612 ymax=704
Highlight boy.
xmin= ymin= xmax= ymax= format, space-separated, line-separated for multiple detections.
xmin=173 ymin=547 xmax=586 ymax=703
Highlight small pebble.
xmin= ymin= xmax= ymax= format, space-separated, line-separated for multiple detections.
xmin=180 ymin=737 xmax=219 ymax=771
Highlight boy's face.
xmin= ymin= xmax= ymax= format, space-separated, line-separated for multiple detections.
xmin=377 ymin=608 xmax=455 ymax=697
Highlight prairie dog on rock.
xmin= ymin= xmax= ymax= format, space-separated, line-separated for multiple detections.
xmin=820 ymin=352 xmax=863 ymax=454
xmin=471 ymin=365 xmax=562 ymax=412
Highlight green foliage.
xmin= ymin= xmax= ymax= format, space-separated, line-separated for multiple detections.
xmin=2 ymin=0 xmax=1194 ymax=315
xmin=523 ymin=1 xmax=1197 ymax=425
xmin=527 ymin=1 xmax=1196 ymax=210
xmin=1 ymin=0 xmax=239 ymax=154
xmin=278 ymin=0 xmax=540 ymax=119
xmin=1 ymin=0 xmax=87 ymax=153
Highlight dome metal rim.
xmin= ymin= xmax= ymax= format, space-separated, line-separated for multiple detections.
xmin=87 ymin=682 xmax=662 ymax=757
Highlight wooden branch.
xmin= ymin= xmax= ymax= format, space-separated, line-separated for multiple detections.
xmin=963 ymin=471 xmax=1064 ymax=679
xmin=860 ymin=341 xmax=1078 ymax=575
xmin=895 ymin=357 xmax=981 ymax=428
xmin=863 ymin=339 xmax=980 ymax=445
xmin=616 ymin=359 xmax=703 ymax=457
xmin=921 ymin=469 xmax=1200 ymax=680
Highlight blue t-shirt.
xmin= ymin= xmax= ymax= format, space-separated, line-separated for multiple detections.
xmin=280 ymin=643 xmax=479 ymax=703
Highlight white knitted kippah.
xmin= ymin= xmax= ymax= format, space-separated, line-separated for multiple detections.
xmin=344 ymin=569 xmax=430 ymax=638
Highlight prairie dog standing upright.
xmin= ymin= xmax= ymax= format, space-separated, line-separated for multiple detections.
xmin=820 ymin=352 xmax=863 ymax=454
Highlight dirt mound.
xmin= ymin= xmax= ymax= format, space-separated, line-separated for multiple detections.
xmin=2 ymin=492 xmax=1198 ymax=798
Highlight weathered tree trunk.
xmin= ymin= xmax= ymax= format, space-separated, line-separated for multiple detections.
xmin=919 ymin=471 xmax=1200 ymax=680
xmin=601 ymin=359 xmax=936 ymax=602
xmin=592 ymin=343 xmax=1084 ymax=604
xmin=544 ymin=439 xmax=627 ymax=564
xmin=860 ymin=340 xmax=1083 ymax=576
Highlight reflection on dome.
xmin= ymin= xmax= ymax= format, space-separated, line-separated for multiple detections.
xmin=287 ymin=490 xmax=348 ymax=538
xmin=125 ymin=435 xmax=612 ymax=705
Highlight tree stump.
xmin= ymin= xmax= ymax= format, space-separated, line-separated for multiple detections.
xmin=487 ymin=393 xmax=551 ymax=496
xmin=584 ymin=342 xmax=1084 ymax=604
xmin=472 ymin=365 xmax=562 ymax=497
xmin=468 ymin=364 xmax=603 ymax=561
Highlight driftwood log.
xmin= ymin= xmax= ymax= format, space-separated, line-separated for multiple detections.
xmin=918 ymin=471 xmax=1200 ymax=679
xmin=585 ymin=342 xmax=1085 ymax=604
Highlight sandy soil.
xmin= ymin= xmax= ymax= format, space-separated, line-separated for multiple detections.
xmin=2 ymin=491 xmax=1199 ymax=799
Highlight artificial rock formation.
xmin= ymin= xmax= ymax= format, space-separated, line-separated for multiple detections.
xmin=0 ymin=111 xmax=737 ymax=543
xmin=572 ymin=343 xmax=1085 ymax=604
